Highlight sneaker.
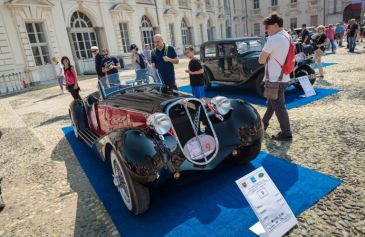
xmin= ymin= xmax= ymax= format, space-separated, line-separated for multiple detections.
xmin=272 ymin=132 xmax=293 ymax=141
xmin=0 ymin=196 xmax=4 ymax=212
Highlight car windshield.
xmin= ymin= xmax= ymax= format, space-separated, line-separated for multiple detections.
xmin=236 ymin=39 xmax=264 ymax=54
xmin=98 ymin=69 xmax=163 ymax=98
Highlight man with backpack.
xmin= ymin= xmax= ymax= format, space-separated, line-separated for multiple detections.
xmin=151 ymin=34 xmax=179 ymax=90
xmin=130 ymin=44 xmax=148 ymax=70
xmin=258 ymin=12 xmax=293 ymax=141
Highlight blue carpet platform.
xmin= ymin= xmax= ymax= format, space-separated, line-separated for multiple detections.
xmin=178 ymin=85 xmax=339 ymax=109
xmin=324 ymin=51 xmax=335 ymax=56
xmin=63 ymin=126 xmax=341 ymax=237
xmin=314 ymin=62 xmax=338 ymax=69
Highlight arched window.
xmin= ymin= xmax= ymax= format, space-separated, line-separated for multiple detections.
xmin=207 ymin=19 xmax=214 ymax=41
xmin=70 ymin=11 xmax=97 ymax=59
xmin=141 ymin=16 xmax=155 ymax=49
xmin=71 ymin=11 xmax=92 ymax=28
xmin=181 ymin=19 xmax=191 ymax=46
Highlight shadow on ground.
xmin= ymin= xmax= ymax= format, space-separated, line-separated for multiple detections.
xmin=35 ymin=115 xmax=69 ymax=128
xmin=34 ymin=93 xmax=63 ymax=103
xmin=51 ymin=137 xmax=115 ymax=237
xmin=264 ymin=133 xmax=293 ymax=161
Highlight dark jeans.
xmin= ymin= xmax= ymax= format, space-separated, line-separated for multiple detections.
xmin=67 ymin=85 xmax=81 ymax=100
xmin=262 ymin=83 xmax=292 ymax=136
xmin=163 ymin=80 xmax=178 ymax=90
xmin=329 ymin=39 xmax=336 ymax=51
xmin=348 ymin=37 xmax=356 ymax=51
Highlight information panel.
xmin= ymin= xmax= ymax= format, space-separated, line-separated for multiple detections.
xmin=235 ymin=167 xmax=297 ymax=237
xmin=298 ymin=76 xmax=316 ymax=97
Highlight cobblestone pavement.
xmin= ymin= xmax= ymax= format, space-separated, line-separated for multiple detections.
xmin=0 ymin=46 xmax=365 ymax=237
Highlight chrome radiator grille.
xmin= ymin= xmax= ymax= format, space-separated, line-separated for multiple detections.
xmin=166 ymin=98 xmax=219 ymax=166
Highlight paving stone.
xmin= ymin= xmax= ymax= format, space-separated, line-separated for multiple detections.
xmin=2 ymin=48 xmax=365 ymax=236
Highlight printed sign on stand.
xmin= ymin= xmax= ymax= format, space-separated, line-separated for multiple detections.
xmin=235 ymin=167 xmax=297 ymax=237
xmin=298 ymin=76 xmax=316 ymax=97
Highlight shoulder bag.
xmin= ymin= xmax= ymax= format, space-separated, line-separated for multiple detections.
xmin=263 ymin=64 xmax=284 ymax=100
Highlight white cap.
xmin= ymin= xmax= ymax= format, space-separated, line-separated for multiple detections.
xmin=91 ymin=46 xmax=99 ymax=50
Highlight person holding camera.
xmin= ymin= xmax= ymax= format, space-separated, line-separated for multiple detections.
xmin=130 ymin=44 xmax=148 ymax=71
xmin=101 ymin=48 xmax=121 ymax=85
xmin=312 ymin=25 xmax=330 ymax=79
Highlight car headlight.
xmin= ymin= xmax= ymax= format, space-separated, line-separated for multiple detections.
xmin=146 ymin=113 xmax=172 ymax=135
xmin=211 ymin=96 xmax=232 ymax=115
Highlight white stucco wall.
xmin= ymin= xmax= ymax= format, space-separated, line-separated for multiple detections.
xmin=0 ymin=0 xmax=352 ymax=94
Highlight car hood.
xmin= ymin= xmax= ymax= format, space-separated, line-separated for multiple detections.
xmin=105 ymin=89 xmax=192 ymax=114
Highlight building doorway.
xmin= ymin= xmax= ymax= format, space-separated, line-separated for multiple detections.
xmin=69 ymin=11 xmax=98 ymax=74
xmin=343 ymin=4 xmax=361 ymax=22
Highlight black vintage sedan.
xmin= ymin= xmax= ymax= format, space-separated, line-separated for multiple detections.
xmin=200 ymin=37 xmax=316 ymax=97
xmin=69 ymin=70 xmax=263 ymax=215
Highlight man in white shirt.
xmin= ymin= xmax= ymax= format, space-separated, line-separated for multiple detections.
xmin=52 ymin=57 xmax=64 ymax=93
xmin=258 ymin=12 xmax=292 ymax=140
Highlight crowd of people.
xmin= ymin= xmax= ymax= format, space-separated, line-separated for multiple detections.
xmin=51 ymin=17 xmax=364 ymax=101
xmin=286 ymin=19 xmax=365 ymax=54
xmin=48 ymin=14 xmax=364 ymax=141
xmin=282 ymin=19 xmax=365 ymax=79
xmin=52 ymin=33 xmax=207 ymax=100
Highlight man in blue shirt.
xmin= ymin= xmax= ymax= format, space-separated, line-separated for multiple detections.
xmin=335 ymin=23 xmax=345 ymax=47
xmin=151 ymin=34 xmax=179 ymax=90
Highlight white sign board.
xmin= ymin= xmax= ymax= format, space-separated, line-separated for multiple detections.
xmin=235 ymin=167 xmax=297 ymax=237
xmin=297 ymin=76 xmax=316 ymax=97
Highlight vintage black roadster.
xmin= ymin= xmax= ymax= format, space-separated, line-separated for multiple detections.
xmin=200 ymin=37 xmax=316 ymax=97
xmin=69 ymin=71 xmax=263 ymax=215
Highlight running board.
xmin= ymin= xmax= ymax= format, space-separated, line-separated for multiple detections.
xmin=79 ymin=129 xmax=99 ymax=147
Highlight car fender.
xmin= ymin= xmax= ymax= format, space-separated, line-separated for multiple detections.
xmin=100 ymin=128 xmax=165 ymax=182
xmin=69 ymin=99 xmax=87 ymax=130
xmin=247 ymin=65 xmax=265 ymax=82
xmin=212 ymin=99 xmax=263 ymax=149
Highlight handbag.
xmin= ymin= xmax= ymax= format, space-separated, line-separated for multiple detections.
xmin=263 ymin=64 xmax=284 ymax=100
xmin=264 ymin=81 xmax=280 ymax=100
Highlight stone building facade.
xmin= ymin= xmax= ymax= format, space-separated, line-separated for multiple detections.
xmin=245 ymin=0 xmax=353 ymax=36
xmin=0 ymin=0 xmax=246 ymax=95
xmin=0 ymin=0 xmax=359 ymax=94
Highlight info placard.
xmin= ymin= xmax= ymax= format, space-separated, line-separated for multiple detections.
xmin=298 ymin=76 xmax=316 ymax=97
xmin=235 ymin=167 xmax=297 ymax=237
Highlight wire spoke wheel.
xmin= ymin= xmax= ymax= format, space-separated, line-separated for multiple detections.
xmin=111 ymin=151 xmax=133 ymax=210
